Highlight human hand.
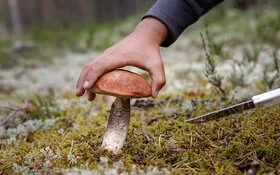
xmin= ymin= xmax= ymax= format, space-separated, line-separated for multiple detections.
xmin=76 ymin=17 xmax=168 ymax=101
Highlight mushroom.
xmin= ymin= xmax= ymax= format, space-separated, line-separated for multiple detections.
xmin=90 ymin=69 xmax=151 ymax=154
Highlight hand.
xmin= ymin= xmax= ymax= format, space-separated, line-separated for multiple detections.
xmin=76 ymin=17 xmax=168 ymax=101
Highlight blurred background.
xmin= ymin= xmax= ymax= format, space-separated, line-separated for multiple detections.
xmin=0 ymin=0 xmax=279 ymax=97
xmin=0 ymin=0 xmax=279 ymax=34
xmin=0 ymin=0 xmax=278 ymax=35
xmin=0 ymin=0 xmax=153 ymax=35
xmin=0 ymin=0 xmax=279 ymax=68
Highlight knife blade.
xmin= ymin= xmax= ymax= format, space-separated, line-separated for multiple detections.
xmin=185 ymin=88 xmax=280 ymax=123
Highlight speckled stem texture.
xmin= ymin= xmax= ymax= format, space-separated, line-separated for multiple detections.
xmin=102 ymin=97 xmax=130 ymax=154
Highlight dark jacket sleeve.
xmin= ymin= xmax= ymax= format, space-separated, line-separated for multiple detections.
xmin=142 ymin=0 xmax=224 ymax=47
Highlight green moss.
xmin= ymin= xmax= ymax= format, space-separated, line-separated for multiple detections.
xmin=2 ymin=93 xmax=279 ymax=174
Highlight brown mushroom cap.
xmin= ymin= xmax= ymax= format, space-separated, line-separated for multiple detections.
xmin=90 ymin=69 xmax=151 ymax=98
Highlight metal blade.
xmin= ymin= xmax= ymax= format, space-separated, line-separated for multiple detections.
xmin=185 ymin=100 xmax=256 ymax=123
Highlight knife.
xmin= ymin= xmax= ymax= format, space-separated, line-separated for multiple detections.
xmin=185 ymin=88 xmax=280 ymax=123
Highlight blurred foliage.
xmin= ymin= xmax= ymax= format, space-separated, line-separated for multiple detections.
xmin=0 ymin=39 xmax=11 ymax=68
xmin=0 ymin=15 xmax=138 ymax=69
xmin=1 ymin=3 xmax=280 ymax=69
xmin=200 ymin=31 xmax=227 ymax=100
xmin=256 ymin=10 xmax=280 ymax=46
xmin=199 ymin=3 xmax=280 ymax=47
xmin=262 ymin=48 xmax=280 ymax=91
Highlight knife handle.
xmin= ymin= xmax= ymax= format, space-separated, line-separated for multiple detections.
xmin=252 ymin=88 xmax=280 ymax=108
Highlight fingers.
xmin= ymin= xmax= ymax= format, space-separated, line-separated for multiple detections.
xmin=76 ymin=56 xmax=108 ymax=97
xmin=76 ymin=68 xmax=100 ymax=99
xmin=82 ymin=62 xmax=108 ymax=91
xmin=76 ymin=62 xmax=98 ymax=97
xmin=76 ymin=65 xmax=91 ymax=96
xmin=87 ymin=91 xmax=96 ymax=101
xmin=75 ymin=53 xmax=121 ymax=100
xmin=148 ymin=57 xmax=166 ymax=98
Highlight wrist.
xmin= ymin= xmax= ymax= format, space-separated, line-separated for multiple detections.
xmin=132 ymin=17 xmax=168 ymax=46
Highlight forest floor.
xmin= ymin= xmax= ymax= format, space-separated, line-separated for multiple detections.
xmin=0 ymin=5 xmax=280 ymax=175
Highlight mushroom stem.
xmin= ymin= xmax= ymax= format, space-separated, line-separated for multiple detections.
xmin=102 ymin=97 xmax=130 ymax=154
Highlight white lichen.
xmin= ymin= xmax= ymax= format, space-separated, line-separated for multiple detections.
xmin=57 ymin=128 xmax=65 ymax=136
xmin=67 ymin=153 xmax=79 ymax=166
xmin=6 ymin=119 xmax=55 ymax=139
xmin=62 ymin=157 xmax=170 ymax=175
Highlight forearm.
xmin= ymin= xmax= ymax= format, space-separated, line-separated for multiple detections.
xmin=143 ymin=0 xmax=224 ymax=47
xmin=132 ymin=17 xmax=168 ymax=46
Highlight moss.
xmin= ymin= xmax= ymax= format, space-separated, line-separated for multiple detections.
xmin=1 ymin=91 xmax=280 ymax=174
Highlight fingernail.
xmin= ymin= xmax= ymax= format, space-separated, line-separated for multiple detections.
xmin=83 ymin=81 xmax=89 ymax=89
xmin=153 ymin=90 xmax=159 ymax=98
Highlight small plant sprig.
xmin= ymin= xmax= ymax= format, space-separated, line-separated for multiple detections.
xmin=204 ymin=26 xmax=223 ymax=56
xmin=201 ymin=32 xmax=227 ymax=100
xmin=230 ymin=46 xmax=260 ymax=86
xmin=243 ymin=46 xmax=260 ymax=70
xmin=263 ymin=48 xmax=280 ymax=90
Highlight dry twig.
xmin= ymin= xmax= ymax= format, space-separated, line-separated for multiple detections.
xmin=0 ymin=100 xmax=28 ymax=126
xmin=224 ymin=117 xmax=241 ymax=146
xmin=132 ymin=107 xmax=150 ymax=142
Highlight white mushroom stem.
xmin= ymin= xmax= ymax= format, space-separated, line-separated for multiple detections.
xmin=102 ymin=97 xmax=130 ymax=154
